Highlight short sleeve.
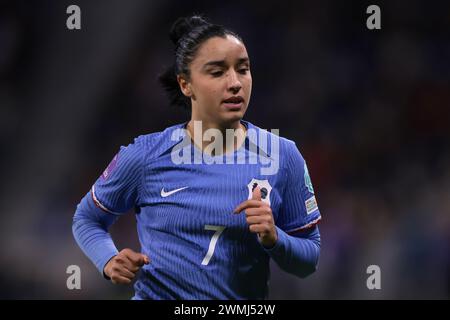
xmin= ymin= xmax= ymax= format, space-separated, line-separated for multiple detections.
xmin=276 ymin=141 xmax=321 ymax=234
xmin=91 ymin=137 xmax=144 ymax=215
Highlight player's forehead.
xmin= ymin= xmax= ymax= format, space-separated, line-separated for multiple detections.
xmin=192 ymin=35 xmax=249 ymax=68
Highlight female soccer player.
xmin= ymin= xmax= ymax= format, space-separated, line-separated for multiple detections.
xmin=73 ymin=15 xmax=322 ymax=299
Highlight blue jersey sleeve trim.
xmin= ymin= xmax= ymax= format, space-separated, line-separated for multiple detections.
xmin=285 ymin=216 xmax=322 ymax=235
xmin=90 ymin=185 xmax=121 ymax=215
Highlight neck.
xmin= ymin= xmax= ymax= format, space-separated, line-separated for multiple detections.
xmin=186 ymin=118 xmax=246 ymax=156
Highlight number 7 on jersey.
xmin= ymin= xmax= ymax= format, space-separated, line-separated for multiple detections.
xmin=201 ymin=225 xmax=226 ymax=265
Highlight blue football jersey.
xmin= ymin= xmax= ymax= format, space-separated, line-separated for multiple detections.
xmin=91 ymin=120 xmax=321 ymax=299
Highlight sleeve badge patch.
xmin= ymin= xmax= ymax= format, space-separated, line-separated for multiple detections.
xmin=101 ymin=153 xmax=119 ymax=180
xmin=305 ymin=195 xmax=318 ymax=215
xmin=304 ymin=163 xmax=315 ymax=194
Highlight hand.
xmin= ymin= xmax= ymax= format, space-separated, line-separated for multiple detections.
xmin=103 ymin=248 xmax=150 ymax=284
xmin=234 ymin=186 xmax=278 ymax=248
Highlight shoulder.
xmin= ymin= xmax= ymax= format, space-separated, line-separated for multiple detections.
xmin=127 ymin=122 xmax=187 ymax=161
xmin=244 ymin=120 xmax=303 ymax=161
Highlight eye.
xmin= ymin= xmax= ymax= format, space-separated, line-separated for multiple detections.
xmin=210 ymin=70 xmax=224 ymax=77
xmin=238 ymin=68 xmax=249 ymax=74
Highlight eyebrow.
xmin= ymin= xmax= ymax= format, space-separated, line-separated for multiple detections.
xmin=202 ymin=57 xmax=250 ymax=69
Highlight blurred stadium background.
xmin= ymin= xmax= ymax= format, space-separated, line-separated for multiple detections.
xmin=0 ymin=0 xmax=449 ymax=299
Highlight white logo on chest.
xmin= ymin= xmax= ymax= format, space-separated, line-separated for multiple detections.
xmin=160 ymin=187 xmax=189 ymax=197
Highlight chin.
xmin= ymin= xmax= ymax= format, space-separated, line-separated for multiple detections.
xmin=220 ymin=111 xmax=244 ymax=124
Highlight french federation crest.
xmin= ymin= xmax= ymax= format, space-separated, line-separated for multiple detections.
xmin=304 ymin=163 xmax=315 ymax=194
xmin=247 ymin=178 xmax=272 ymax=206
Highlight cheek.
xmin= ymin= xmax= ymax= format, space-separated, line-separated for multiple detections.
xmin=214 ymin=88 xmax=223 ymax=101
xmin=243 ymin=77 xmax=252 ymax=94
xmin=195 ymin=81 xmax=221 ymax=101
xmin=205 ymin=86 xmax=222 ymax=102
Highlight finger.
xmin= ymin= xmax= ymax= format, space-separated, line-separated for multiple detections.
xmin=252 ymin=186 xmax=261 ymax=201
xmin=117 ymin=267 xmax=136 ymax=279
xmin=120 ymin=256 xmax=142 ymax=273
xmin=124 ymin=250 xmax=149 ymax=267
xmin=234 ymin=200 xmax=267 ymax=214
xmin=135 ymin=254 xmax=150 ymax=266
xmin=109 ymin=260 xmax=136 ymax=277
xmin=111 ymin=275 xmax=132 ymax=285
xmin=125 ymin=262 xmax=140 ymax=274
xmin=243 ymin=207 xmax=272 ymax=217
xmin=248 ymin=224 xmax=270 ymax=234
xmin=246 ymin=215 xmax=272 ymax=226
xmin=114 ymin=255 xmax=135 ymax=271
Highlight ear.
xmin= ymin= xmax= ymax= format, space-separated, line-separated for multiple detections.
xmin=177 ymin=74 xmax=192 ymax=97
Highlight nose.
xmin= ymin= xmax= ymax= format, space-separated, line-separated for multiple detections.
xmin=227 ymin=70 xmax=242 ymax=93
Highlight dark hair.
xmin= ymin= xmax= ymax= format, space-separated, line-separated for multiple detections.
xmin=159 ymin=15 xmax=243 ymax=110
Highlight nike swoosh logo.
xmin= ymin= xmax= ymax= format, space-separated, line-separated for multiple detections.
xmin=160 ymin=187 xmax=189 ymax=197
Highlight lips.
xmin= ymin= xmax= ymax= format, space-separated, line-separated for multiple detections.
xmin=222 ymin=96 xmax=244 ymax=110
xmin=223 ymin=96 xmax=244 ymax=104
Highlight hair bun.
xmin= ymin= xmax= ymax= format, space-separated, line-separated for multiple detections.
xmin=169 ymin=15 xmax=210 ymax=45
